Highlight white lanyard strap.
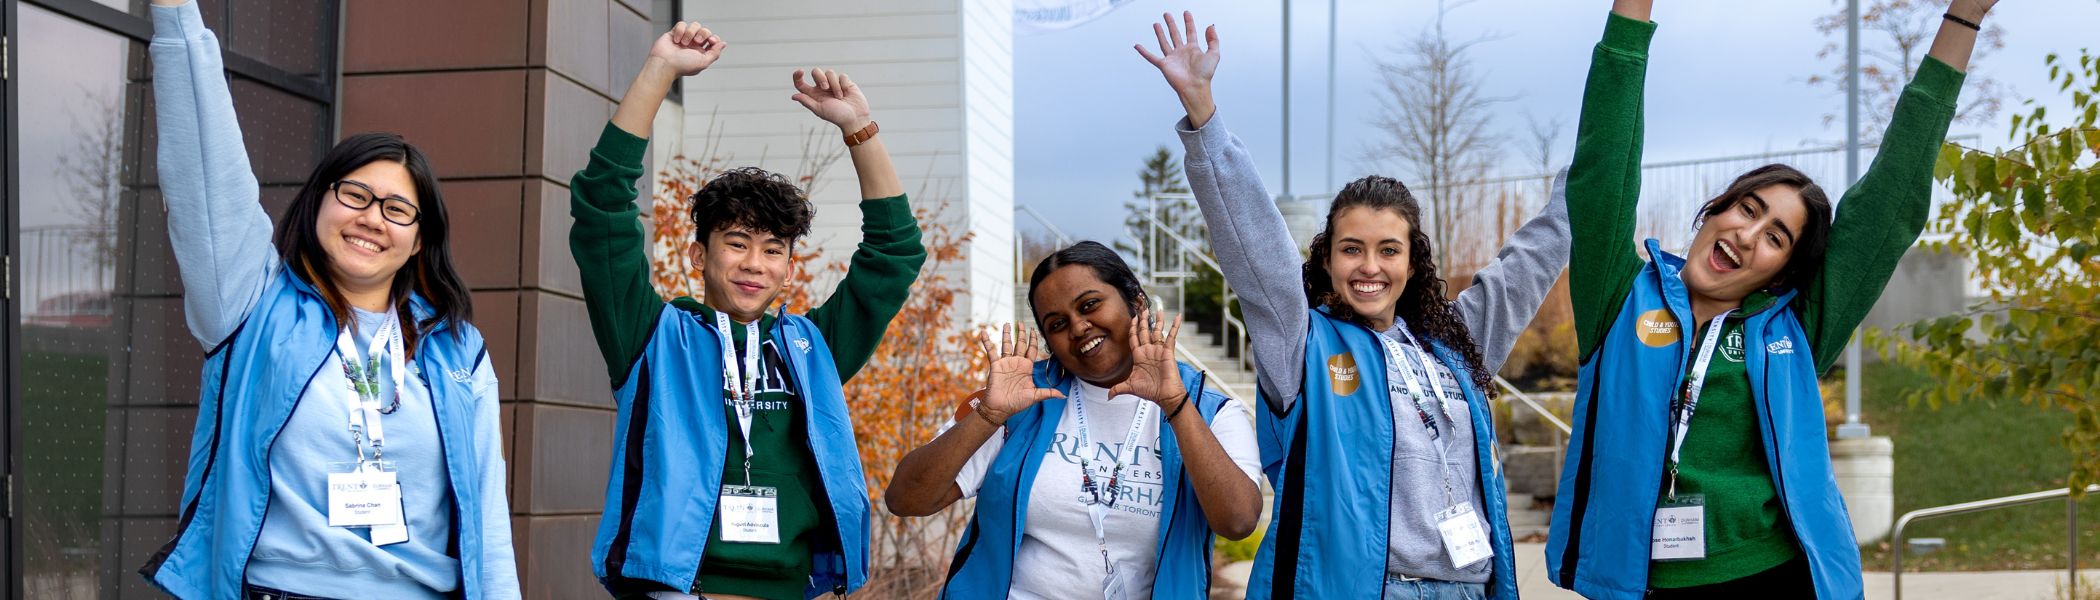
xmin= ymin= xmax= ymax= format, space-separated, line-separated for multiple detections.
xmin=1378 ymin=324 xmax=1461 ymax=501
xmin=1070 ymin=383 xmax=1153 ymax=509
xmin=1666 ymin=311 xmax=1733 ymax=499
xmin=1377 ymin=328 xmax=1456 ymax=426
xmin=336 ymin=307 xmax=405 ymax=466
xmin=715 ymin=310 xmax=764 ymax=468
xmin=1071 ymin=382 xmax=1152 ymax=580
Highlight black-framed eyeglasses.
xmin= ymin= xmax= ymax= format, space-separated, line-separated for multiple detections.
xmin=332 ymin=180 xmax=421 ymax=226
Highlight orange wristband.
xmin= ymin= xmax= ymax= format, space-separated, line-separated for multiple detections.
xmin=844 ymin=121 xmax=880 ymax=147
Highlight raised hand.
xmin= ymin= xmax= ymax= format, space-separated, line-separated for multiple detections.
xmin=1108 ymin=308 xmax=1187 ymax=408
xmin=975 ymin=324 xmax=1062 ymax=425
xmin=791 ymin=68 xmax=874 ymax=134
xmin=1134 ymin=11 xmax=1221 ymax=127
xmin=651 ymin=21 xmax=724 ymax=77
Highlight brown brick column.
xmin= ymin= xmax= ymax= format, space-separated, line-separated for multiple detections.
xmin=337 ymin=0 xmax=656 ymax=595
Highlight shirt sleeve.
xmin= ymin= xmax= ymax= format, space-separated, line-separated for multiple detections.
xmin=1208 ymin=399 xmax=1265 ymax=486
xmin=151 ymin=0 xmax=278 ymax=349
xmin=944 ymin=418 xmax=1006 ymax=499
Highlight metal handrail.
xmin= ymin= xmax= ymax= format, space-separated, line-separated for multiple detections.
xmin=1172 ymin=345 xmax=1246 ymax=404
xmin=1493 ymin=376 xmax=1571 ymax=436
xmin=1128 ymin=201 xmax=1254 ymax=371
xmin=1891 ymin=483 xmax=2099 ymax=600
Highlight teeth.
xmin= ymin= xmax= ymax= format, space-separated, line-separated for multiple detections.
xmin=1081 ymin=337 xmax=1104 ymax=353
xmin=1718 ymin=241 xmax=1741 ymax=268
xmin=1352 ymin=282 xmax=1385 ymax=294
xmin=348 ymin=237 xmax=382 ymax=252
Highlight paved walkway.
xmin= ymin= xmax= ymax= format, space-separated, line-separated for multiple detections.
xmin=1512 ymin=543 xmax=2100 ymax=599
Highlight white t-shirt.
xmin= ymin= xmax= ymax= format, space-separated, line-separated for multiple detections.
xmin=948 ymin=380 xmax=1264 ymax=600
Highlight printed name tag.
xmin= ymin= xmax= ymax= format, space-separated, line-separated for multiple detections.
xmin=1651 ymin=494 xmax=1707 ymax=561
xmin=1435 ymin=502 xmax=1494 ymax=567
xmin=719 ymin=485 xmax=780 ymax=544
xmin=327 ymin=470 xmax=404 ymax=528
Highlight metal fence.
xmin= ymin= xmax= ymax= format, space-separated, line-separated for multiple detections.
xmin=19 ymin=225 xmax=117 ymax=328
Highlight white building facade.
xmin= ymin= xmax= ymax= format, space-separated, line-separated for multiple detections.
xmin=667 ymin=0 xmax=1018 ymax=323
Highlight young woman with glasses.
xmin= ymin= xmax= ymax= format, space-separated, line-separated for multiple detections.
xmin=136 ymin=1 xmax=517 ymax=598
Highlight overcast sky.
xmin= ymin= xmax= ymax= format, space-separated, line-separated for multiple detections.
xmin=1012 ymin=0 xmax=2100 ymax=246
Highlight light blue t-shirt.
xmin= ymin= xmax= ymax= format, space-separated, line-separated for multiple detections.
xmin=247 ymin=307 xmax=458 ymax=598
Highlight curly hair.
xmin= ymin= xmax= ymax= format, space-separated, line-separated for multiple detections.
xmin=1303 ymin=175 xmax=1495 ymax=398
xmin=689 ymin=166 xmax=814 ymax=245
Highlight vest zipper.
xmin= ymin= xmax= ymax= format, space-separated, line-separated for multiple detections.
xmin=237 ymin=333 xmax=338 ymax=590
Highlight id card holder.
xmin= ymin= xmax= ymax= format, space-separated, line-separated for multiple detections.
xmin=1434 ymin=502 xmax=1493 ymax=567
xmin=1651 ymin=493 xmax=1707 ymax=561
xmin=1100 ymin=564 xmax=1131 ymax=600
xmin=326 ymin=461 xmax=408 ymax=546
xmin=718 ymin=484 xmax=780 ymax=544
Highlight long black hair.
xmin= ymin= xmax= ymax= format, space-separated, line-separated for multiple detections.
xmin=1027 ymin=241 xmax=1146 ymax=321
xmin=273 ymin=132 xmax=472 ymax=356
xmin=1303 ymin=175 xmax=1494 ymax=397
xmin=1693 ymin=163 xmax=1833 ymax=291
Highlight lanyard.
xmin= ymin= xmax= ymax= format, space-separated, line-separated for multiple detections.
xmin=336 ymin=307 xmax=405 ymax=467
xmin=715 ymin=310 xmax=765 ymax=484
xmin=1071 ymin=383 xmax=1153 ymax=577
xmin=1666 ymin=311 xmax=1733 ymax=501
xmin=1377 ymin=322 xmax=1460 ymax=502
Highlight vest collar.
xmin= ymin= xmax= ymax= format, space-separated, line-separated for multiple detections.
xmin=1643 ymin=238 xmax=1800 ymax=320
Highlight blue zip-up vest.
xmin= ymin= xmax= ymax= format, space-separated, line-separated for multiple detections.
xmin=1246 ymin=308 xmax=1518 ymax=599
xmin=139 ymin=269 xmax=499 ymax=600
xmin=939 ymin=361 xmax=1230 ymax=599
xmin=590 ymin=305 xmax=869 ymax=597
xmin=1545 ymin=239 xmax=1860 ymax=599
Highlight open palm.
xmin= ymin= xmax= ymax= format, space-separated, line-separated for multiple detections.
xmin=1109 ymin=309 xmax=1185 ymax=406
xmin=1135 ymin=11 xmax=1219 ymax=98
xmin=791 ymin=68 xmax=873 ymax=132
xmin=978 ymin=324 xmax=1061 ymax=421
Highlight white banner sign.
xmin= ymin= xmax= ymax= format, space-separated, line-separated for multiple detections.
xmin=1015 ymin=0 xmax=1142 ymax=36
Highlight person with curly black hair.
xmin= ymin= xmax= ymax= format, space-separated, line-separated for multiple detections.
xmin=567 ymin=21 xmax=926 ymax=600
xmin=1138 ymin=11 xmax=1571 ymax=600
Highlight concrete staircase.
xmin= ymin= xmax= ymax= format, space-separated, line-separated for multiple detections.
xmin=1173 ymin=320 xmax=1260 ymax=405
xmin=1504 ymin=489 xmax=1553 ymax=542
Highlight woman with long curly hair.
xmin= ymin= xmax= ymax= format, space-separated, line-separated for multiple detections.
xmin=1137 ymin=11 xmax=1570 ymax=600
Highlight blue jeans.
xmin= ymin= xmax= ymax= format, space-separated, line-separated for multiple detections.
xmin=1382 ymin=575 xmax=1487 ymax=600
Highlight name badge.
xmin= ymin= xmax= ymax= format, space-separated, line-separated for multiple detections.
xmin=1101 ymin=563 xmax=1131 ymax=600
xmin=327 ymin=468 xmax=404 ymax=529
xmin=1651 ymin=493 xmax=1707 ymax=561
xmin=1435 ymin=502 xmax=1493 ymax=567
xmin=719 ymin=485 xmax=780 ymax=544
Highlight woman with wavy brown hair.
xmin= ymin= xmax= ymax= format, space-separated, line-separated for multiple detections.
xmin=1137 ymin=11 xmax=1571 ymax=600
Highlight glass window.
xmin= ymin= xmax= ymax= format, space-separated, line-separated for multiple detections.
xmin=14 ymin=2 xmax=337 ymax=595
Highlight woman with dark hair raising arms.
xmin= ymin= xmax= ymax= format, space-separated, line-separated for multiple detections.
xmin=888 ymin=242 xmax=1264 ymax=599
xmin=1544 ymin=0 xmax=1997 ymax=598
xmin=136 ymin=0 xmax=516 ymax=598
xmin=1138 ymin=11 xmax=1572 ymax=600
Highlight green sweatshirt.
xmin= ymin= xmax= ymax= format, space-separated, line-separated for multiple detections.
xmin=569 ymin=123 xmax=926 ymax=598
xmin=1566 ymin=13 xmax=1964 ymax=588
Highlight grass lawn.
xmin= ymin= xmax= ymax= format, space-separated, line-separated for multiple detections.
xmin=1854 ymin=361 xmax=2100 ymax=571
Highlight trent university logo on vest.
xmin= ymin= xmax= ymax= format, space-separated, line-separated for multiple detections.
xmin=1327 ymin=352 xmax=1360 ymax=395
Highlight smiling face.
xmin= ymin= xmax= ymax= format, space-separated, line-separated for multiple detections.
xmin=1323 ymin=205 xmax=1414 ymax=329
xmin=316 ymin=160 xmax=421 ymax=297
xmin=1030 ymin=264 xmax=1138 ymax=387
xmin=1682 ymin=184 xmax=1810 ymax=306
xmin=694 ymin=225 xmax=795 ymax=323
